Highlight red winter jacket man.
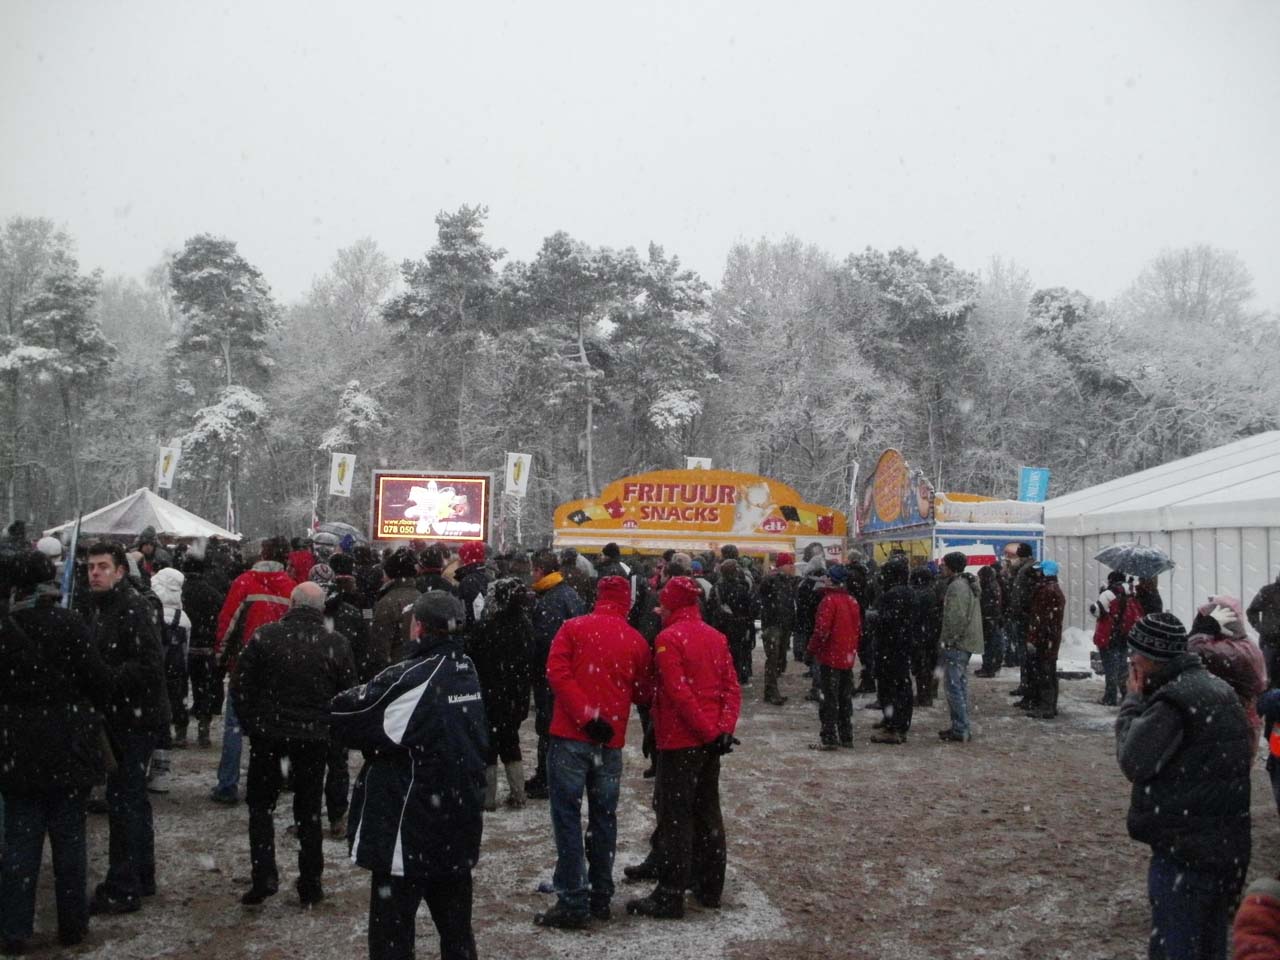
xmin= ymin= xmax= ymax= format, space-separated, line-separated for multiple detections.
xmin=807 ymin=582 xmax=862 ymax=670
xmin=215 ymin=538 xmax=296 ymax=671
xmin=627 ymin=576 xmax=740 ymax=921
xmin=547 ymin=576 xmax=654 ymax=749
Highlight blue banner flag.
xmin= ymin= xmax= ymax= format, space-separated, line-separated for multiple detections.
xmin=1018 ymin=467 xmax=1051 ymax=503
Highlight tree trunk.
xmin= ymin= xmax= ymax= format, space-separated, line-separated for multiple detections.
xmin=578 ymin=320 xmax=596 ymax=495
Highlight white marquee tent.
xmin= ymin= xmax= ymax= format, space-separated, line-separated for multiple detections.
xmin=1044 ymin=431 xmax=1280 ymax=630
xmin=44 ymin=487 xmax=240 ymax=541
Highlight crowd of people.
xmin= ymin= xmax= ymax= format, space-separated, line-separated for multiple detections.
xmin=1 ymin=516 xmax=1280 ymax=959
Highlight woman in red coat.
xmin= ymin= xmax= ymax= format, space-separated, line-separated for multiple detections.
xmin=807 ymin=565 xmax=862 ymax=750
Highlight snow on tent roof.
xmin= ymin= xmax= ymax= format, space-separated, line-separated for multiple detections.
xmin=1043 ymin=431 xmax=1280 ymax=536
xmin=43 ymin=487 xmax=241 ymax=541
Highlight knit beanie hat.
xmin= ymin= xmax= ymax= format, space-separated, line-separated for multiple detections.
xmin=1128 ymin=612 xmax=1188 ymax=661
xmin=308 ymin=563 xmax=335 ymax=584
xmin=459 ymin=541 xmax=487 ymax=566
xmin=659 ymin=576 xmax=702 ymax=612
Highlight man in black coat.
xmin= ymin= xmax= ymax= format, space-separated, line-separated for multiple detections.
xmin=1117 ymin=613 xmax=1252 ymax=958
xmin=84 ymin=540 xmax=169 ymax=915
xmin=330 ymin=590 xmax=488 ymax=960
xmin=525 ymin=548 xmax=585 ymax=799
xmin=756 ymin=554 xmax=797 ymax=706
xmin=180 ymin=551 xmax=225 ymax=747
xmin=232 ymin=582 xmax=358 ymax=907
xmin=869 ymin=558 xmax=916 ymax=744
xmin=415 ymin=545 xmax=457 ymax=597
xmin=0 ymin=551 xmax=113 ymax=950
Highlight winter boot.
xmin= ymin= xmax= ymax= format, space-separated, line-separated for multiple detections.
xmin=626 ymin=888 xmax=684 ymax=919
xmin=483 ymin=765 xmax=499 ymax=812
xmin=197 ymin=719 xmax=212 ymax=748
xmin=172 ymin=723 xmax=189 ymax=749
xmin=503 ymin=760 xmax=527 ymax=809
xmin=623 ymin=858 xmax=659 ymax=882
xmin=147 ymin=750 xmax=171 ymax=794
xmin=525 ymin=737 xmax=550 ymax=799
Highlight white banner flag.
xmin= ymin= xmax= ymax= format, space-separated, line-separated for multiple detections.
xmin=156 ymin=446 xmax=181 ymax=489
xmin=329 ymin=452 xmax=356 ymax=498
xmin=686 ymin=457 xmax=712 ymax=470
xmin=505 ymin=452 xmax=533 ymax=497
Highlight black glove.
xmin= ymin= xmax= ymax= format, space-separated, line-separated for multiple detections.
xmin=583 ymin=718 xmax=615 ymax=744
xmin=713 ymin=733 xmax=740 ymax=756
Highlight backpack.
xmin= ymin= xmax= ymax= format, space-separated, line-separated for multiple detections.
xmin=162 ymin=607 xmax=188 ymax=648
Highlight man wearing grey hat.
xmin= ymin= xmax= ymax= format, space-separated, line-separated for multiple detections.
xmin=1116 ymin=612 xmax=1253 ymax=960
xmin=330 ymin=590 xmax=488 ymax=960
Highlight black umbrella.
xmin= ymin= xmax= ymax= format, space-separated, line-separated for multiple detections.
xmin=1093 ymin=542 xmax=1175 ymax=580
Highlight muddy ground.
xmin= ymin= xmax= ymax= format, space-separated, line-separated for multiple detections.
xmin=19 ymin=654 xmax=1279 ymax=960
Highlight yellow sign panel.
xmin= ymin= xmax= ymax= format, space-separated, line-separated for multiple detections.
xmin=554 ymin=469 xmax=846 ymax=545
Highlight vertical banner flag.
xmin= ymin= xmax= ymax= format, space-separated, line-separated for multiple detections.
xmin=225 ymin=480 xmax=236 ymax=534
xmin=1018 ymin=466 xmax=1051 ymax=503
xmin=156 ymin=446 xmax=180 ymax=489
xmin=329 ymin=452 xmax=356 ymax=498
xmin=686 ymin=457 xmax=712 ymax=470
xmin=60 ymin=514 xmax=82 ymax=609
xmin=505 ymin=452 xmax=533 ymax=498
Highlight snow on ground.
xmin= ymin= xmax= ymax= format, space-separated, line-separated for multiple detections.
xmin=16 ymin=644 xmax=1280 ymax=959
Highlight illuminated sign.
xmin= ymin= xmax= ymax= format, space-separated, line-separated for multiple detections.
xmin=370 ymin=471 xmax=492 ymax=543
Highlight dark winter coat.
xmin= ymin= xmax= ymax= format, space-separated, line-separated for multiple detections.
xmin=1005 ymin=561 xmax=1038 ymax=626
xmin=454 ymin=561 xmax=491 ymax=632
xmin=978 ymin=566 xmax=1004 ymax=638
xmin=415 ymin=571 xmax=457 ymax=597
xmin=846 ymin=562 xmax=872 ymax=616
xmin=794 ymin=572 xmax=824 ymax=638
xmin=89 ymin=580 xmax=170 ymax=735
xmin=0 ymin=599 xmax=113 ymax=793
xmin=560 ymin=564 xmax=597 ymax=610
xmin=325 ymin=592 xmax=372 ymax=682
xmin=872 ymin=582 xmax=916 ymax=675
xmin=232 ymin=605 xmax=357 ymax=742
xmin=181 ymin=567 xmax=225 ymax=652
xmin=756 ymin=571 xmax=797 ymax=632
xmin=1026 ymin=577 xmax=1065 ymax=657
xmin=909 ymin=571 xmax=943 ymax=654
xmin=369 ymin=578 xmax=419 ymax=674
xmin=1116 ymin=654 xmax=1252 ymax=881
xmin=710 ymin=572 xmax=754 ymax=645
xmin=1248 ymin=580 xmax=1280 ymax=646
xmin=530 ymin=574 xmax=585 ymax=672
xmin=465 ymin=579 xmax=533 ymax=734
xmin=1135 ymin=581 xmax=1164 ymax=615
xmin=353 ymin=560 xmax=383 ymax=612
xmin=329 ymin=635 xmax=487 ymax=880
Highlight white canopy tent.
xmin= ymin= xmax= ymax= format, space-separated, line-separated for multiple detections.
xmin=44 ymin=487 xmax=240 ymax=541
xmin=1043 ymin=431 xmax=1280 ymax=629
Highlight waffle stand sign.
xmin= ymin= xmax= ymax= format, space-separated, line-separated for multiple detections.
xmin=370 ymin=470 xmax=492 ymax=543
xmin=553 ymin=469 xmax=846 ymax=555
xmin=857 ymin=449 xmax=935 ymax=534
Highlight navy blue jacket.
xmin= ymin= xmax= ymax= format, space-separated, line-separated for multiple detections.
xmin=329 ymin=635 xmax=488 ymax=880
xmin=530 ymin=578 xmax=585 ymax=670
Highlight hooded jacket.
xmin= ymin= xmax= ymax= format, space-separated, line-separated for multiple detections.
xmin=329 ymin=635 xmax=487 ymax=881
xmin=1026 ymin=576 xmax=1065 ymax=656
xmin=181 ymin=564 xmax=225 ymax=652
xmin=465 ymin=577 xmax=533 ymax=731
xmin=939 ymin=572 xmax=984 ymax=654
xmin=530 ymin=572 xmax=585 ymax=671
xmin=807 ymin=584 xmax=862 ymax=669
xmin=651 ymin=579 xmax=741 ymax=751
xmin=150 ymin=567 xmax=192 ymax=640
xmin=1188 ymin=595 xmax=1266 ymax=745
xmin=546 ymin=576 xmax=653 ymax=749
xmin=215 ymin=561 xmax=296 ymax=669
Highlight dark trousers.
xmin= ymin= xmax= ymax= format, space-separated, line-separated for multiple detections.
xmin=857 ymin=633 xmax=878 ymax=691
xmin=817 ymin=665 xmax=854 ymax=745
xmin=1005 ymin=621 xmax=1026 ymax=668
xmin=1101 ymin=642 xmax=1128 ymax=705
xmin=912 ymin=639 xmax=939 ymax=704
xmin=761 ymin=626 xmax=789 ymax=699
xmin=531 ymin=678 xmax=553 ymax=783
xmin=879 ymin=664 xmax=914 ymax=733
xmin=103 ymin=729 xmax=156 ymax=901
xmin=655 ymin=745 xmax=725 ymax=900
xmin=483 ymin=714 xmax=522 ymax=765
xmin=324 ymin=741 xmax=349 ymax=825
xmin=0 ymin=789 xmax=88 ymax=944
xmin=188 ymin=650 xmax=217 ymax=722
xmin=165 ymin=643 xmax=189 ymax=732
xmin=1147 ymin=851 xmax=1239 ymax=960
xmin=727 ymin=633 xmax=751 ymax=684
xmin=368 ymin=871 xmax=476 ymax=960
xmin=1027 ymin=649 xmax=1060 ymax=712
xmin=245 ymin=737 xmax=328 ymax=891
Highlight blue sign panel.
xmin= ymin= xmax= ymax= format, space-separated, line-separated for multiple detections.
xmin=1018 ymin=467 xmax=1051 ymax=503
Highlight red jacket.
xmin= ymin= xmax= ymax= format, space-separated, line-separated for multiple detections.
xmin=287 ymin=549 xmax=316 ymax=584
xmin=215 ymin=562 xmax=297 ymax=669
xmin=1233 ymin=875 xmax=1280 ymax=960
xmin=651 ymin=604 xmax=741 ymax=750
xmin=547 ymin=577 xmax=653 ymax=749
xmin=807 ymin=587 xmax=861 ymax=669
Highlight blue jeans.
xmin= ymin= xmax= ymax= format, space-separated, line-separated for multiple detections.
xmin=104 ymin=730 xmax=156 ymax=901
xmin=547 ymin=737 xmax=622 ymax=914
xmin=215 ymin=696 xmax=242 ymax=796
xmin=1147 ymin=851 xmax=1237 ymax=960
xmin=1102 ymin=642 xmax=1129 ymax=705
xmin=0 ymin=789 xmax=88 ymax=944
xmin=942 ymin=649 xmax=972 ymax=738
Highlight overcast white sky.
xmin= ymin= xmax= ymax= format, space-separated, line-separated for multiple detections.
xmin=3 ymin=0 xmax=1278 ymax=309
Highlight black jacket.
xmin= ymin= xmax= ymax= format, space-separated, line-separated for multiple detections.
xmin=326 ymin=593 xmax=372 ymax=682
xmin=1118 ymin=654 xmax=1252 ymax=881
xmin=0 ymin=599 xmax=113 ymax=793
xmin=455 ymin=562 xmax=491 ymax=633
xmin=795 ymin=575 xmax=824 ymax=638
xmin=465 ymin=584 xmax=532 ymax=731
xmin=1249 ymin=580 xmax=1280 ymax=646
xmin=711 ymin=574 xmax=754 ymax=643
xmin=232 ymin=606 xmax=358 ymax=742
xmin=757 ymin=572 xmax=797 ymax=632
xmin=530 ymin=578 xmax=585 ymax=670
xmin=329 ymin=636 xmax=488 ymax=880
xmin=181 ymin=568 xmax=225 ymax=652
xmin=415 ymin=571 xmax=457 ymax=597
xmin=89 ymin=581 xmax=170 ymax=735
xmin=873 ymin=584 xmax=916 ymax=674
